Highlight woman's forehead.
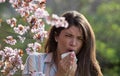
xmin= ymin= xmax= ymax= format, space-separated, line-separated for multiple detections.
xmin=62 ymin=26 xmax=83 ymax=36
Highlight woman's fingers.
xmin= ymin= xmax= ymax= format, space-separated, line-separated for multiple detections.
xmin=60 ymin=53 xmax=75 ymax=71
xmin=57 ymin=53 xmax=77 ymax=76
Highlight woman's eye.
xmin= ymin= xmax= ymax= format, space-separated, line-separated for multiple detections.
xmin=77 ymin=37 xmax=83 ymax=41
xmin=65 ymin=34 xmax=72 ymax=37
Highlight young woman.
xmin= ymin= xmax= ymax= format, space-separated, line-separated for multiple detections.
xmin=23 ymin=10 xmax=103 ymax=76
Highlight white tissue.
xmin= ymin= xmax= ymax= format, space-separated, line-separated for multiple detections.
xmin=61 ymin=51 xmax=77 ymax=62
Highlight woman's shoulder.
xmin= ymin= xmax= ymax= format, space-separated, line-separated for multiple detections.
xmin=23 ymin=52 xmax=48 ymax=75
xmin=26 ymin=52 xmax=53 ymax=63
xmin=28 ymin=52 xmax=46 ymax=56
xmin=28 ymin=52 xmax=47 ymax=60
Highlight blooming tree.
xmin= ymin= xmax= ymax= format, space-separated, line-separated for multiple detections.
xmin=0 ymin=0 xmax=68 ymax=75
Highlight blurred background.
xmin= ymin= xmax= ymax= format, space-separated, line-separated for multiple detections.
xmin=0 ymin=0 xmax=120 ymax=76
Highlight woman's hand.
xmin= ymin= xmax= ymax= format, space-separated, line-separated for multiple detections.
xmin=56 ymin=53 xmax=77 ymax=76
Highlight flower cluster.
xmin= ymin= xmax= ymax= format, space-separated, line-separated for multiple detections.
xmin=0 ymin=0 xmax=68 ymax=75
xmin=0 ymin=47 xmax=24 ymax=76
xmin=4 ymin=36 xmax=17 ymax=45
xmin=26 ymin=42 xmax=41 ymax=54
xmin=0 ymin=0 xmax=5 ymax=3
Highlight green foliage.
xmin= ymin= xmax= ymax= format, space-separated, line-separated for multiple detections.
xmin=97 ymin=1 xmax=120 ymax=25
xmin=88 ymin=1 xmax=120 ymax=76
xmin=96 ymin=40 xmax=119 ymax=63
xmin=103 ymin=66 xmax=120 ymax=76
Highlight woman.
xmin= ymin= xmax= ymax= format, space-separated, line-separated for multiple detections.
xmin=23 ymin=11 xmax=103 ymax=76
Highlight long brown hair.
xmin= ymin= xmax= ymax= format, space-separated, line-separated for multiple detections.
xmin=45 ymin=11 xmax=103 ymax=76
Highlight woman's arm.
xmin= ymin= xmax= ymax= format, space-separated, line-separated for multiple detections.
xmin=22 ymin=54 xmax=37 ymax=75
xmin=22 ymin=53 xmax=46 ymax=76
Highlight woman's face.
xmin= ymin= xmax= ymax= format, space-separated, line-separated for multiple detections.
xmin=55 ymin=25 xmax=83 ymax=55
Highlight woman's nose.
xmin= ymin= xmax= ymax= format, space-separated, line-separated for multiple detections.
xmin=70 ymin=38 xmax=77 ymax=46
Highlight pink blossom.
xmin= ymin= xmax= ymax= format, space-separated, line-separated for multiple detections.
xmin=34 ymin=8 xmax=49 ymax=19
xmin=16 ymin=7 xmax=30 ymax=17
xmin=6 ymin=17 xmax=17 ymax=27
xmin=33 ymin=30 xmax=47 ymax=41
xmin=13 ymin=24 xmax=30 ymax=35
xmin=0 ymin=0 xmax=6 ymax=3
xmin=26 ymin=42 xmax=41 ymax=54
xmin=51 ymin=14 xmax=68 ymax=28
xmin=4 ymin=36 xmax=17 ymax=45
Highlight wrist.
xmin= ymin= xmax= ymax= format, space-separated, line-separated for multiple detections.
xmin=55 ymin=71 xmax=66 ymax=76
xmin=55 ymin=72 xmax=61 ymax=76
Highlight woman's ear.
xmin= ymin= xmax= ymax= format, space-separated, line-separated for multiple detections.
xmin=54 ymin=32 xmax=58 ymax=42
xmin=55 ymin=36 xmax=58 ymax=42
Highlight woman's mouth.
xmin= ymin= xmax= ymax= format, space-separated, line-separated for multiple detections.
xmin=68 ymin=50 xmax=73 ymax=52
